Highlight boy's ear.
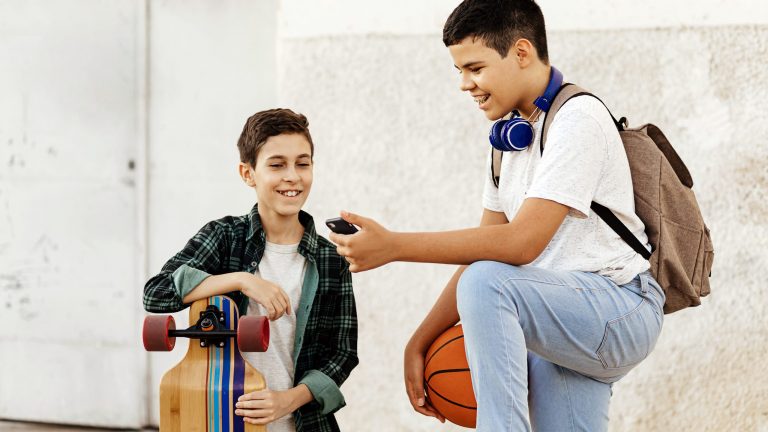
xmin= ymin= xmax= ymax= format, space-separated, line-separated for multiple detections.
xmin=238 ymin=162 xmax=256 ymax=187
xmin=513 ymin=38 xmax=535 ymax=67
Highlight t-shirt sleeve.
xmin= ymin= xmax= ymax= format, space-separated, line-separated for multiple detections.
xmin=526 ymin=105 xmax=608 ymax=218
xmin=482 ymin=148 xmax=504 ymax=212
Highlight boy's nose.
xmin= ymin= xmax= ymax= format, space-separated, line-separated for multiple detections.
xmin=459 ymin=75 xmax=475 ymax=92
xmin=283 ymin=168 xmax=300 ymax=182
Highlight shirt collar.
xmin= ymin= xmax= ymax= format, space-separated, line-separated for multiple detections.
xmin=246 ymin=204 xmax=318 ymax=261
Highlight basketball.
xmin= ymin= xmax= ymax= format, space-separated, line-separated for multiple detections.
xmin=424 ymin=324 xmax=477 ymax=428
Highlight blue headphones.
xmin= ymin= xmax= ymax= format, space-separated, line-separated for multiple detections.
xmin=488 ymin=66 xmax=563 ymax=152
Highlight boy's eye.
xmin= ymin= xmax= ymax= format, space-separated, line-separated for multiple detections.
xmin=269 ymin=164 xmax=283 ymax=168
xmin=298 ymin=163 xmax=311 ymax=167
xmin=470 ymin=67 xmax=482 ymax=73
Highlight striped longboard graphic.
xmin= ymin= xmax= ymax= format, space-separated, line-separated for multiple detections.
xmin=160 ymin=296 xmax=266 ymax=432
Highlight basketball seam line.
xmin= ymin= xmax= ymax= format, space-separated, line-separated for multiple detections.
xmin=425 ymin=381 xmax=477 ymax=410
xmin=426 ymin=368 xmax=471 ymax=382
xmin=424 ymin=334 xmax=464 ymax=369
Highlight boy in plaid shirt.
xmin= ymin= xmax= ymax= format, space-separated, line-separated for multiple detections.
xmin=144 ymin=108 xmax=358 ymax=432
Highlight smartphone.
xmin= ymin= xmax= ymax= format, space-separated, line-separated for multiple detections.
xmin=325 ymin=217 xmax=359 ymax=235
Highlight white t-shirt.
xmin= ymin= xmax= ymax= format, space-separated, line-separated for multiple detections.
xmin=482 ymin=95 xmax=650 ymax=285
xmin=242 ymin=241 xmax=306 ymax=432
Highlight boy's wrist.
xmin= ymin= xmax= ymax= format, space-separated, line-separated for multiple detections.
xmin=288 ymin=384 xmax=313 ymax=411
xmin=230 ymin=272 xmax=246 ymax=293
xmin=389 ymin=231 xmax=406 ymax=262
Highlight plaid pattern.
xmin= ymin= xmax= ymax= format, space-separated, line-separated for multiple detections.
xmin=144 ymin=204 xmax=358 ymax=431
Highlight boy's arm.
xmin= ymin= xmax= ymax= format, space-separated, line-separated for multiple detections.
xmin=185 ymin=272 xmax=292 ymax=321
xmin=404 ymin=208 xmax=508 ymax=419
xmin=143 ymin=221 xmax=229 ymax=313
xmin=296 ymin=259 xmax=359 ymax=415
xmin=331 ymin=197 xmax=569 ymax=272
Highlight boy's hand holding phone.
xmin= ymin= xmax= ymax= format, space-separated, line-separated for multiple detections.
xmin=237 ymin=273 xmax=291 ymax=320
xmin=328 ymin=211 xmax=398 ymax=272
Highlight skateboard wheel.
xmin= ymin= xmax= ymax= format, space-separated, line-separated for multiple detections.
xmin=237 ymin=316 xmax=269 ymax=352
xmin=143 ymin=315 xmax=176 ymax=351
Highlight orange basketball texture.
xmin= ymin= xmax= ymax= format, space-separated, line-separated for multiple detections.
xmin=424 ymin=324 xmax=477 ymax=428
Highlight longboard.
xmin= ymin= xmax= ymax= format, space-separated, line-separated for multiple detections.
xmin=144 ymin=296 xmax=269 ymax=432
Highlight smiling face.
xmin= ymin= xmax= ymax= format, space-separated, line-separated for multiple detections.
xmin=240 ymin=133 xmax=313 ymax=220
xmin=449 ymin=36 xmax=543 ymax=121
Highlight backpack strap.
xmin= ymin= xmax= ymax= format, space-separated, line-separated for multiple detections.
xmin=590 ymin=202 xmax=652 ymax=259
xmin=491 ymin=147 xmax=503 ymax=188
xmin=541 ymin=83 xmax=627 ymax=151
xmin=539 ymin=84 xmax=652 ymax=260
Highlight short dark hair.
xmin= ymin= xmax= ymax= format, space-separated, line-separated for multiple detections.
xmin=443 ymin=0 xmax=549 ymax=63
xmin=237 ymin=108 xmax=314 ymax=167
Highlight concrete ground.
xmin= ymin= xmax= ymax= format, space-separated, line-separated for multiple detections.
xmin=0 ymin=422 xmax=155 ymax=431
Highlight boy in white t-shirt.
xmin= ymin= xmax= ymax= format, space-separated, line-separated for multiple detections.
xmin=144 ymin=109 xmax=357 ymax=431
xmin=329 ymin=1 xmax=664 ymax=430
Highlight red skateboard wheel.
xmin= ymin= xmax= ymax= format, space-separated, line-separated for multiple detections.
xmin=143 ymin=315 xmax=176 ymax=351
xmin=237 ymin=316 xmax=269 ymax=352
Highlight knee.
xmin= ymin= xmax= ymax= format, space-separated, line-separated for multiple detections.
xmin=457 ymin=261 xmax=500 ymax=317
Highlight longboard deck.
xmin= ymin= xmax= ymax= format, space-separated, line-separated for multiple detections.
xmin=159 ymin=296 xmax=266 ymax=432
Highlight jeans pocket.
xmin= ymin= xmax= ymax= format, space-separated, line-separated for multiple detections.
xmin=597 ymin=300 xmax=661 ymax=370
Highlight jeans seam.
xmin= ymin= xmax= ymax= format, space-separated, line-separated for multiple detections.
xmin=557 ymin=365 xmax=577 ymax=432
xmin=499 ymin=275 xmax=610 ymax=292
xmin=498 ymin=282 xmax=515 ymax=432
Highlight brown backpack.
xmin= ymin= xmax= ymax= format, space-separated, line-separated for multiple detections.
xmin=491 ymin=83 xmax=714 ymax=314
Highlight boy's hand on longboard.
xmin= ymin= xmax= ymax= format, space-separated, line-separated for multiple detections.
xmin=235 ymin=385 xmax=312 ymax=425
xmin=404 ymin=342 xmax=445 ymax=423
xmin=238 ymin=273 xmax=291 ymax=320
xmin=329 ymin=211 xmax=397 ymax=272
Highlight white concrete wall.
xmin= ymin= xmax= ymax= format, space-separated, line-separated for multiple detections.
xmin=278 ymin=1 xmax=768 ymax=431
xmin=0 ymin=0 xmax=278 ymax=428
xmin=0 ymin=0 xmax=145 ymax=428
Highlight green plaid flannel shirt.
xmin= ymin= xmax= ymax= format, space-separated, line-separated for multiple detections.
xmin=144 ymin=204 xmax=358 ymax=432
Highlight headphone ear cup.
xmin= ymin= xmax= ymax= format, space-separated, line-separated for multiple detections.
xmin=489 ymin=120 xmax=509 ymax=151
xmin=501 ymin=118 xmax=534 ymax=151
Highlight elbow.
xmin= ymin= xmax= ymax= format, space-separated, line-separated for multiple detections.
xmin=517 ymin=254 xmax=535 ymax=266
xmin=519 ymin=247 xmax=542 ymax=265
xmin=519 ymin=247 xmax=546 ymax=265
xmin=502 ymin=245 xmax=544 ymax=266
xmin=143 ymin=283 xmax=185 ymax=314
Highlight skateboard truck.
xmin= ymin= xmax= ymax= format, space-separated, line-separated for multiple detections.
xmin=166 ymin=305 xmax=235 ymax=349
xmin=143 ymin=304 xmax=269 ymax=353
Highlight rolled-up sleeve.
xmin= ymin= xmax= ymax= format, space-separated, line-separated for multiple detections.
xmin=298 ymin=369 xmax=345 ymax=415
xmin=299 ymin=260 xmax=358 ymax=414
xmin=143 ymin=221 xmax=226 ymax=313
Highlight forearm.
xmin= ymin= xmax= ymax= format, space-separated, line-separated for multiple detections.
xmin=407 ymin=265 xmax=466 ymax=351
xmin=392 ymin=223 xmax=530 ymax=266
xmin=288 ymin=384 xmax=314 ymax=412
xmin=374 ymin=199 xmax=568 ymax=268
xmin=182 ymin=272 xmax=244 ymax=304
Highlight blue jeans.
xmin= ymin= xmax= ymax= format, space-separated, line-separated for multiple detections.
xmin=456 ymin=262 xmax=665 ymax=432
